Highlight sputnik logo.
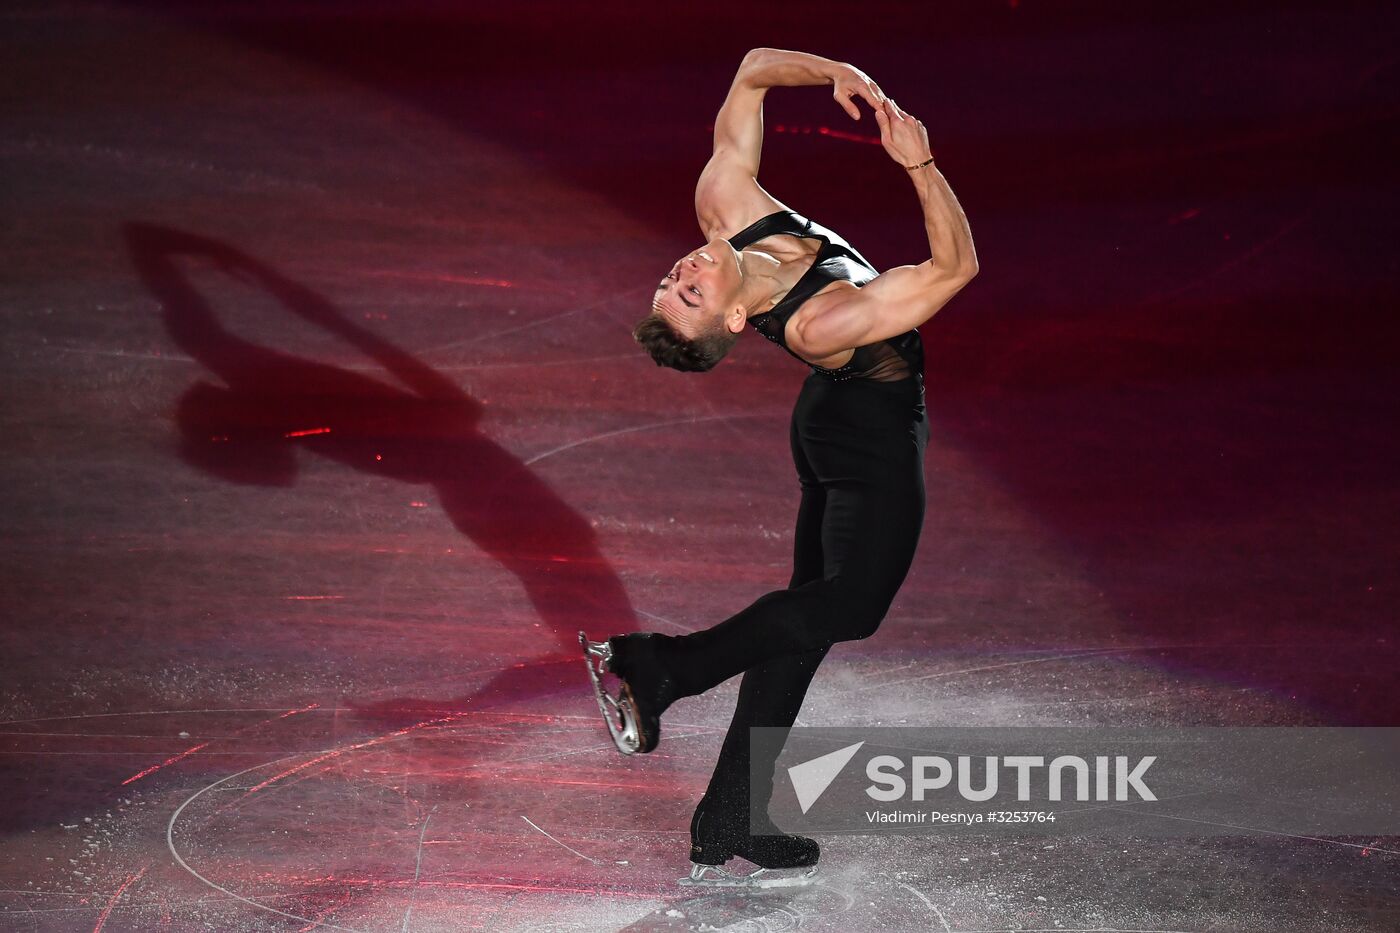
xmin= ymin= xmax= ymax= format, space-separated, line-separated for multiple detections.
xmin=787 ymin=741 xmax=865 ymax=814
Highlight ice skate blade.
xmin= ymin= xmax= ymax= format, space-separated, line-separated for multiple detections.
xmin=578 ymin=631 xmax=642 ymax=756
xmin=678 ymin=863 xmax=820 ymax=890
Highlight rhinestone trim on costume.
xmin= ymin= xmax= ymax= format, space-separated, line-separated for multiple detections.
xmin=750 ymin=312 xmax=860 ymax=381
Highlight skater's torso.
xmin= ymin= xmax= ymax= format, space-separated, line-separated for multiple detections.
xmin=726 ymin=211 xmax=924 ymax=386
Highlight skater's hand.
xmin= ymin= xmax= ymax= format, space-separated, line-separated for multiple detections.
xmin=829 ymin=63 xmax=886 ymax=120
xmin=874 ymin=98 xmax=934 ymax=168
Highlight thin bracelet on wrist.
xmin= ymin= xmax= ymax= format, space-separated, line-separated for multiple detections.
xmin=904 ymin=154 xmax=935 ymax=171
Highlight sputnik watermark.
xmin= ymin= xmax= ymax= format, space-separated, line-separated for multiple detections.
xmin=786 ymin=742 xmax=1155 ymax=815
xmin=866 ymin=754 xmax=1156 ymax=802
xmin=755 ymin=727 xmax=1400 ymax=838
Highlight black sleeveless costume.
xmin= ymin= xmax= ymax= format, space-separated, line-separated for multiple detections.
xmin=658 ymin=210 xmax=931 ymax=831
xmin=741 ymin=209 xmax=924 ymax=384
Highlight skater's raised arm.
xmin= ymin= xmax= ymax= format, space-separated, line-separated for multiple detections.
xmin=697 ymin=50 xmax=886 ymax=233
xmin=792 ymin=98 xmax=978 ymax=360
xmin=708 ymin=48 xmax=886 ymax=175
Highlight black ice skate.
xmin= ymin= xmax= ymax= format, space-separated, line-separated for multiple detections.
xmin=578 ymin=631 xmax=675 ymax=755
xmin=679 ymin=800 xmax=821 ymax=889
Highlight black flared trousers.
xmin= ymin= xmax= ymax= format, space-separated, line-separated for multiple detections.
xmin=662 ymin=372 xmax=930 ymax=820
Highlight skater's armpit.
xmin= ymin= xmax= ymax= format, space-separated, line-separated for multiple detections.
xmin=791 ymin=262 xmax=976 ymax=358
xmin=694 ymin=161 xmax=788 ymax=242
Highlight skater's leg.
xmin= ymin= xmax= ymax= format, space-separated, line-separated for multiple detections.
xmin=701 ymin=431 xmax=830 ymax=823
xmin=661 ymin=475 xmax=925 ymax=698
xmin=686 ymin=648 xmax=826 ymax=875
xmin=586 ymin=378 xmax=927 ymax=756
xmin=699 ymin=646 xmax=829 ymax=817
xmin=652 ymin=379 xmax=927 ymax=699
xmin=683 ymin=427 xmax=834 ymax=875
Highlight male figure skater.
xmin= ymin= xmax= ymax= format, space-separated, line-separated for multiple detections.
xmin=581 ymin=47 xmax=978 ymax=887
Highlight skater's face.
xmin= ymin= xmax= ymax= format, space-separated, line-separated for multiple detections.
xmin=651 ymin=237 xmax=745 ymax=340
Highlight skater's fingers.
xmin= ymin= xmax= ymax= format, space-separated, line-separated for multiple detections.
xmin=851 ymin=82 xmax=883 ymax=112
xmin=834 ymin=86 xmax=860 ymax=120
xmin=875 ymin=104 xmax=893 ymax=144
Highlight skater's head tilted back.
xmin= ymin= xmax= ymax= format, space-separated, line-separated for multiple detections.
xmin=634 ymin=236 xmax=754 ymax=372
